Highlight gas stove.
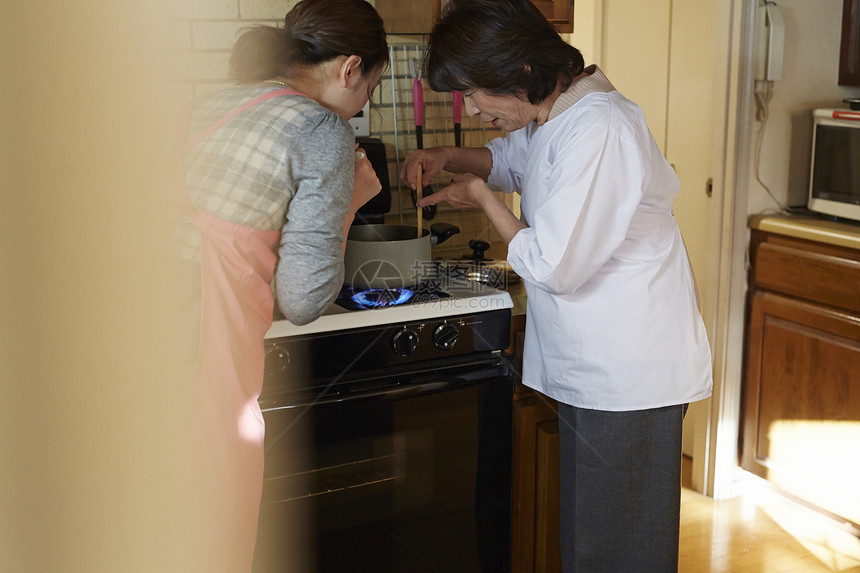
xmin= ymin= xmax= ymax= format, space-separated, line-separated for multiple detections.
xmin=262 ymin=279 xmax=513 ymax=395
xmin=266 ymin=280 xmax=513 ymax=339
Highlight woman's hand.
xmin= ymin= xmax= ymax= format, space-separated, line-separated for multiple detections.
xmin=418 ymin=172 xmax=527 ymax=246
xmin=351 ymin=145 xmax=382 ymax=211
xmin=400 ymin=147 xmax=450 ymax=190
xmin=416 ymin=172 xmax=492 ymax=210
xmin=352 ymin=143 xmax=382 ymax=209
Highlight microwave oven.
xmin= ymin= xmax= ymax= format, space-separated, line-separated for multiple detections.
xmin=807 ymin=108 xmax=860 ymax=222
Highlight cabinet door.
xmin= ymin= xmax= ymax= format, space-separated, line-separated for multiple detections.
xmin=533 ymin=417 xmax=561 ymax=572
xmin=511 ymin=325 xmax=562 ymax=573
xmin=532 ymin=0 xmax=574 ymax=33
xmin=840 ymin=0 xmax=860 ymax=86
xmin=375 ymin=0 xmax=440 ymax=34
xmin=512 ymin=394 xmax=561 ymax=573
xmin=741 ymin=291 xmax=860 ymax=526
xmin=376 ymin=1 xmax=573 ymax=35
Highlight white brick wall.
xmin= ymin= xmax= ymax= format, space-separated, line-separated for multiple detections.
xmin=165 ymin=0 xmax=305 ymax=103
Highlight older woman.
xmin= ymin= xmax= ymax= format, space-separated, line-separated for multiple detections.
xmin=402 ymin=0 xmax=712 ymax=570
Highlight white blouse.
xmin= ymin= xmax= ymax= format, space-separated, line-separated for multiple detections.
xmin=488 ymin=69 xmax=712 ymax=411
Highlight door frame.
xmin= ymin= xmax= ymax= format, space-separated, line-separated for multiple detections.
xmin=701 ymin=0 xmax=757 ymax=499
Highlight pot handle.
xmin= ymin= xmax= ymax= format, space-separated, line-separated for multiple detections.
xmin=429 ymin=222 xmax=460 ymax=245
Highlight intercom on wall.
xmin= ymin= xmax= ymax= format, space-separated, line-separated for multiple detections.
xmin=755 ymin=0 xmax=785 ymax=81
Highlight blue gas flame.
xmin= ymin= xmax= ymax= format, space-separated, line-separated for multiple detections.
xmin=351 ymin=288 xmax=414 ymax=309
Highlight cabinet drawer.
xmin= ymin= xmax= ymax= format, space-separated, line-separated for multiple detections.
xmin=741 ymin=291 xmax=860 ymax=526
xmin=753 ymin=241 xmax=860 ymax=313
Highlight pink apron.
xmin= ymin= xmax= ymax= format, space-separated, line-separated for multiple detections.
xmin=176 ymin=89 xmax=304 ymax=572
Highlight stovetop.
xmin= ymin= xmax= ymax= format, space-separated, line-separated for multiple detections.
xmin=333 ymin=281 xmax=451 ymax=311
xmin=266 ymin=281 xmax=513 ymax=340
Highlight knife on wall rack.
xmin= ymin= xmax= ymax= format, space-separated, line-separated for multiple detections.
xmin=452 ymin=90 xmax=462 ymax=147
xmin=410 ymin=59 xmax=435 ymax=220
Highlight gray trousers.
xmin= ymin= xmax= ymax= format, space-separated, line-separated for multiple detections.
xmin=558 ymin=403 xmax=686 ymax=572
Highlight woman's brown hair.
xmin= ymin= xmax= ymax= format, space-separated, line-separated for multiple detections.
xmin=229 ymin=0 xmax=388 ymax=84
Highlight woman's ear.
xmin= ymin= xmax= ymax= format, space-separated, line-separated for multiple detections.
xmin=339 ymin=55 xmax=363 ymax=87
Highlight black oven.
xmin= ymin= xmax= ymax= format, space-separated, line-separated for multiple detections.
xmin=253 ymin=308 xmax=513 ymax=573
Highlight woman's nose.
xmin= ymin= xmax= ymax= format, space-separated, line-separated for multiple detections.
xmin=464 ymin=98 xmax=479 ymax=116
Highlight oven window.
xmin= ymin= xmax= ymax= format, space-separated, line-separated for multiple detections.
xmin=254 ymin=378 xmax=512 ymax=573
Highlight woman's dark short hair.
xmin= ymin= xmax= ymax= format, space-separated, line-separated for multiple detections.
xmin=426 ymin=0 xmax=584 ymax=104
xmin=230 ymin=0 xmax=388 ymax=84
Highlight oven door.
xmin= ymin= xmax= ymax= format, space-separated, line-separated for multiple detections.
xmin=253 ymin=354 xmax=513 ymax=573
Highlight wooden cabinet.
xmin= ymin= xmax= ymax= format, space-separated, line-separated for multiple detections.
xmin=375 ymin=0 xmax=573 ymax=35
xmin=840 ymin=0 xmax=860 ymax=86
xmin=532 ymin=0 xmax=574 ymax=33
xmin=741 ymin=229 xmax=860 ymax=527
xmin=375 ymin=0 xmax=440 ymax=35
xmin=509 ymin=314 xmax=562 ymax=572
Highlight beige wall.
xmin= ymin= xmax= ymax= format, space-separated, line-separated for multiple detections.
xmin=746 ymin=0 xmax=860 ymax=214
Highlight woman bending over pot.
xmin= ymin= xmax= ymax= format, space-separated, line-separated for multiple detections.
xmin=402 ymin=1 xmax=711 ymax=570
xmin=175 ymin=1 xmax=387 ymax=570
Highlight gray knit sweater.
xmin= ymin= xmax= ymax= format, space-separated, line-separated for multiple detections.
xmin=183 ymin=85 xmax=354 ymax=325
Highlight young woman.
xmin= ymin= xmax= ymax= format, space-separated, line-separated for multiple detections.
xmin=175 ymin=1 xmax=388 ymax=570
xmin=402 ymin=1 xmax=711 ymax=570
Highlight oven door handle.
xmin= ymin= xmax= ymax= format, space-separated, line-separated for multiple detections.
xmin=260 ymin=358 xmax=512 ymax=411
xmin=320 ymin=379 xmax=453 ymax=406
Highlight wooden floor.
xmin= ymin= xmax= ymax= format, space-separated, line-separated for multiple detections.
xmin=679 ymin=457 xmax=860 ymax=572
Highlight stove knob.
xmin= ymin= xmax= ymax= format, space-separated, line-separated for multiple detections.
xmin=264 ymin=344 xmax=290 ymax=377
xmin=432 ymin=322 xmax=459 ymax=351
xmin=392 ymin=328 xmax=420 ymax=357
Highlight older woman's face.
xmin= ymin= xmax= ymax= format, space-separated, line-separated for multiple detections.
xmin=463 ymin=89 xmax=536 ymax=132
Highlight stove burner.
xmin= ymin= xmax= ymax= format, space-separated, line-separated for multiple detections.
xmin=351 ymin=288 xmax=413 ymax=309
xmin=335 ymin=282 xmax=451 ymax=311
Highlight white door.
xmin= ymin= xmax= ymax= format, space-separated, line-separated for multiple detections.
xmin=596 ymin=0 xmax=725 ymax=492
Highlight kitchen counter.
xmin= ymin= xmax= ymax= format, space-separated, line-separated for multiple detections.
xmin=748 ymin=213 xmax=860 ymax=251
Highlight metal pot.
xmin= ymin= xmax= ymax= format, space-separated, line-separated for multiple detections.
xmin=344 ymin=223 xmax=459 ymax=288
